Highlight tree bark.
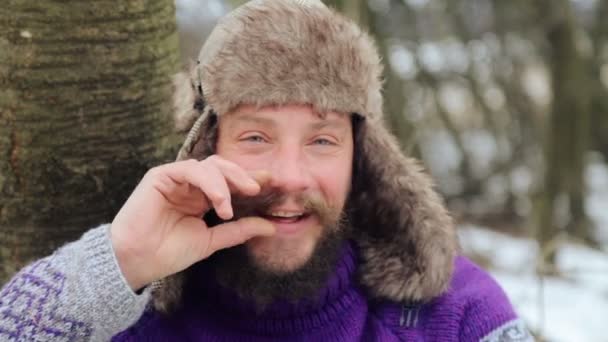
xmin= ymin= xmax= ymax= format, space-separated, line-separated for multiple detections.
xmin=0 ymin=0 xmax=180 ymax=283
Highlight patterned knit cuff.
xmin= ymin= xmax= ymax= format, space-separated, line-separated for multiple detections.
xmin=80 ymin=224 xmax=151 ymax=334
xmin=480 ymin=318 xmax=533 ymax=342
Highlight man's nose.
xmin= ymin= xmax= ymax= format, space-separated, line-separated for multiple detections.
xmin=268 ymin=146 xmax=312 ymax=193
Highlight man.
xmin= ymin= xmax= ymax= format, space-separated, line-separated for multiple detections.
xmin=0 ymin=0 xmax=532 ymax=341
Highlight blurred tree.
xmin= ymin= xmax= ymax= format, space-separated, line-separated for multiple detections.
xmin=590 ymin=0 xmax=608 ymax=161
xmin=363 ymin=0 xmax=602 ymax=250
xmin=176 ymin=0 xmax=227 ymax=65
xmin=0 ymin=0 xmax=180 ymax=283
xmin=537 ymin=0 xmax=594 ymax=265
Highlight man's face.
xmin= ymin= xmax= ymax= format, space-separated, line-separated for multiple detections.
xmin=216 ymin=104 xmax=354 ymax=273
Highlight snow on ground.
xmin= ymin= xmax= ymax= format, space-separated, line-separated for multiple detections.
xmin=459 ymin=225 xmax=608 ymax=342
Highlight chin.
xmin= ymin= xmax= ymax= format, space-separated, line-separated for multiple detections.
xmin=245 ymin=233 xmax=320 ymax=273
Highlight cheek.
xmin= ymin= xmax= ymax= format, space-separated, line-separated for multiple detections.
xmin=216 ymin=140 xmax=266 ymax=171
xmin=312 ymin=159 xmax=352 ymax=207
xmin=221 ymin=153 xmax=271 ymax=172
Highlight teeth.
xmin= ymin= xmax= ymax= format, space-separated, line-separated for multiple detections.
xmin=270 ymin=211 xmax=303 ymax=218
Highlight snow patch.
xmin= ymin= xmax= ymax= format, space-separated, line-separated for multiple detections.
xmin=459 ymin=225 xmax=608 ymax=342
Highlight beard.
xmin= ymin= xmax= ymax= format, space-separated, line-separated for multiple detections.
xmin=202 ymin=187 xmax=350 ymax=310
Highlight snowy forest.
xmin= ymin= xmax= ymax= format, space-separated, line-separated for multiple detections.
xmin=1 ymin=0 xmax=607 ymax=340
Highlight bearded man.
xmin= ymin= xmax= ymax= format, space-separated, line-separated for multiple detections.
xmin=0 ymin=1 xmax=532 ymax=341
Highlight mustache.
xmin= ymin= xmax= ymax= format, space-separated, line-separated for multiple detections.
xmin=230 ymin=187 xmax=343 ymax=228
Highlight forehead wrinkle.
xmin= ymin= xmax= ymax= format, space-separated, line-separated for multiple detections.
xmin=310 ymin=119 xmax=349 ymax=132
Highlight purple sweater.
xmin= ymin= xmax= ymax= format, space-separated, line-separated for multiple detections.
xmin=113 ymin=242 xmax=530 ymax=341
xmin=0 ymin=226 xmax=530 ymax=341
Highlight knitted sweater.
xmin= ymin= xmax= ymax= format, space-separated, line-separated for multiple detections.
xmin=0 ymin=225 xmax=532 ymax=341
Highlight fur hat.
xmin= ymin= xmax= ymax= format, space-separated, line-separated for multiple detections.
xmin=154 ymin=0 xmax=458 ymax=312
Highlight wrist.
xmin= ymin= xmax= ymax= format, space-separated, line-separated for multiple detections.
xmin=109 ymin=225 xmax=148 ymax=291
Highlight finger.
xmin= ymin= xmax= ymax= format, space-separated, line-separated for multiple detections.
xmin=163 ymin=182 xmax=208 ymax=213
xmin=194 ymin=162 xmax=234 ymax=220
xmin=203 ymin=217 xmax=276 ymax=257
xmin=250 ymin=170 xmax=272 ymax=187
xmin=162 ymin=160 xmax=233 ymax=220
xmin=209 ymin=156 xmax=261 ymax=196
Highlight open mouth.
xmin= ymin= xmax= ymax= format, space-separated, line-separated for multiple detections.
xmin=261 ymin=211 xmax=311 ymax=224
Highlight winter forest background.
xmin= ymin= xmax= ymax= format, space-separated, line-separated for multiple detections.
xmin=1 ymin=0 xmax=607 ymax=340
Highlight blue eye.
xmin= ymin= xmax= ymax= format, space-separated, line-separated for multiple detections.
xmin=313 ymin=138 xmax=336 ymax=146
xmin=243 ymin=135 xmax=266 ymax=143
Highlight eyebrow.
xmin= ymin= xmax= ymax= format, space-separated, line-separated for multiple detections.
xmin=228 ymin=113 xmax=348 ymax=132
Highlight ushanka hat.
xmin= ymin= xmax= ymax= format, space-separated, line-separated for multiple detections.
xmin=153 ymin=0 xmax=458 ymax=312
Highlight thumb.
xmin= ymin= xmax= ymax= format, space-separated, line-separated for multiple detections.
xmin=203 ymin=217 xmax=275 ymax=258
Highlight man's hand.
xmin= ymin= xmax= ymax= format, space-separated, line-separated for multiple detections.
xmin=109 ymin=156 xmax=275 ymax=291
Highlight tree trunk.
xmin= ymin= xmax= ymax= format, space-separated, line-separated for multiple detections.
xmin=537 ymin=0 xmax=592 ymax=265
xmin=0 ymin=0 xmax=180 ymax=284
xmin=590 ymin=0 xmax=608 ymax=161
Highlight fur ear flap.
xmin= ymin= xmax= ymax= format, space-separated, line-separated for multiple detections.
xmin=151 ymin=274 xmax=184 ymax=314
xmin=172 ymin=65 xmax=204 ymax=133
xmin=350 ymin=119 xmax=459 ymax=303
xmin=152 ymin=113 xmax=218 ymax=314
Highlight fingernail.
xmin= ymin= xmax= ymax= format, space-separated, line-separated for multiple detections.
xmin=222 ymin=202 xmax=234 ymax=219
xmin=248 ymin=178 xmax=260 ymax=188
